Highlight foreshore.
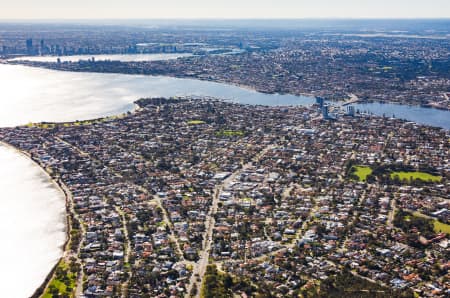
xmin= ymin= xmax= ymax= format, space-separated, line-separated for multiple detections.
xmin=0 ymin=141 xmax=73 ymax=298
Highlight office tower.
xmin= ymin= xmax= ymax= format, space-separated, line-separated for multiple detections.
xmin=322 ymin=105 xmax=329 ymax=119
xmin=347 ymin=106 xmax=355 ymax=117
xmin=39 ymin=39 xmax=45 ymax=54
xmin=316 ymin=96 xmax=324 ymax=108
xmin=26 ymin=38 xmax=33 ymax=54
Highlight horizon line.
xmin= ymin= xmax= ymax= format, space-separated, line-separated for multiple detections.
xmin=1 ymin=17 xmax=450 ymax=22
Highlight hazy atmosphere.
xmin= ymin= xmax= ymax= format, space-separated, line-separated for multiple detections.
xmin=2 ymin=0 xmax=450 ymax=19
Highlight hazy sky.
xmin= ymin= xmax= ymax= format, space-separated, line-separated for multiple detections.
xmin=2 ymin=0 xmax=450 ymax=19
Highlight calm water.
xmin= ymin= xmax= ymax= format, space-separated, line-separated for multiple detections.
xmin=1 ymin=64 xmax=448 ymax=129
xmin=0 ymin=64 xmax=316 ymax=127
xmin=0 ymin=63 xmax=449 ymax=297
xmin=0 ymin=144 xmax=66 ymax=298
xmin=353 ymin=102 xmax=450 ymax=129
xmin=9 ymin=53 xmax=192 ymax=63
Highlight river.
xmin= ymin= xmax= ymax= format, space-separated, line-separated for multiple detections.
xmin=2 ymin=64 xmax=449 ymax=128
xmin=8 ymin=53 xmax=192 ymax=63
xmin=0 ymin=64 xmax=316 ymax=127
xmin=0 ymin=62 xmax=449 ymax=297
xmin=353 ymin=102 xmax=450 ymax=129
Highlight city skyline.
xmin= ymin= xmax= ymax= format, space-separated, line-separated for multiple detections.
xmin=1 ymin=0 xmax=450 ymax=20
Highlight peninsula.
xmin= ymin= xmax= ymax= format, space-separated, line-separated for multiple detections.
xmin=1 ymin=97 xmax=448 ymax=297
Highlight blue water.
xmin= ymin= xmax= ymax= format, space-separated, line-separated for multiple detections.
xmin=0 ymin=61 xmax=448 ymax=297
xmin=0 ymin=63 xmax=448 ymax=130
xmin=352 ymin=102 xmax=450 ymax=130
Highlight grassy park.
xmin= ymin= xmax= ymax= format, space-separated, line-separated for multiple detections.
xmin=409 ymin=211 xmax=450 ymax=234
xmin=26 ymin=113 xmax=128 ymax=129
xmin=434 ymin=220 xmax=450 ymax=234
xmin=42 ymin=260 xmax=77 ymax=298
xmin=187 ymin=120 xmax=206 ymax=125
xmin=352 ymin=166 xmax=373 ymax=182
xmin=215 ymin=129 xmax=245 ymax=137
xmin=390 ymin=171 xmax=441 ymax=182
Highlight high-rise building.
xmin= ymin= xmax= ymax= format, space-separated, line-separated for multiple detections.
xmin=322 ymin=105 xmax=329 ymax=119
xmin=346 ymin=106 xmax=355 ymax=117
xmin=26 ymin=38 xmax=33 ymax=54
xmin=316 ymin=96 xmax=324 ymax=108
xmin=39 ymin=39 xmax=45 ymax=55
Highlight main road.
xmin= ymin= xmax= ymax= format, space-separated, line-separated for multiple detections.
xmin=185 ymin=145 xmax=275 ymax=297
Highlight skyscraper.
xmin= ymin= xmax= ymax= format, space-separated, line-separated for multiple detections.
xmin=346 ymin=106 xmax=355 ymax=117
xmin=316 ymin=96 xmax=324 ymax=108
xmin=26 ymin=38 xmax=33 ymax=54
xmin=322 ymin=105 xmax=329 ymax=119
xmin=40 ymin=39 xmax=45 ymax=55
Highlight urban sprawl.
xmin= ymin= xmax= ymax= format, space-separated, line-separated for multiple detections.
xmin=1 ymin=22 xmax=449 ymax=298
xmin=1 ymin=97 xmax=448 ymax=297
xmin=2 ymin=23 xmax=449 ymax=110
